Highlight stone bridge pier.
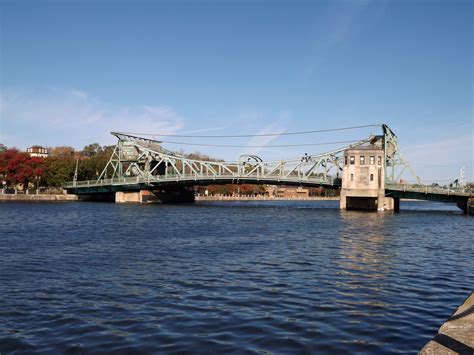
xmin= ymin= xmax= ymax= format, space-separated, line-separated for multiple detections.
xmin=115 ymin=188 xmax=195 ymax=204
xmin=340 ymin=145 xmax=399 ymax=212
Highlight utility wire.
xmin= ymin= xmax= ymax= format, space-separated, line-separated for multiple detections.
xmin=117 ymin=123 xmax=381 ymax=139
xmin=156 ymin=139 xmax=363 ymax=148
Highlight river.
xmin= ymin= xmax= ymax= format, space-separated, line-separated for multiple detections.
xmin=0 ymin=200 xmax=472 ymax=354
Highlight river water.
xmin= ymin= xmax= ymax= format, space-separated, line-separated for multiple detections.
xmin=0 ymin=200 xmax=472 ymax=354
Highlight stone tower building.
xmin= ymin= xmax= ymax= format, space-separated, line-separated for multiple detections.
xmin=340 ymin=140 xmax=399 ymax=211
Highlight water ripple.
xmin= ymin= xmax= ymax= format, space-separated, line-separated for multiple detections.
xmin=0 ymin=200 xmax=472 ymax=354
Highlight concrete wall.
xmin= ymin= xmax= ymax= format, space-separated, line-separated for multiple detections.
xmin=0 ymin=194 xmax=78 ymax=201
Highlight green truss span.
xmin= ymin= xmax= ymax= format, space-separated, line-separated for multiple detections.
xmin=64 ymin=124 xmax=472 ymax=206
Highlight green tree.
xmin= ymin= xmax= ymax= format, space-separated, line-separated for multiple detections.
xmin=82 ymin=143 xmax=103 ymax=157
xmin=77 ymin=145 xmax=114 ymax=180
xmin=43 ymin=156 xmax=75 ymax=187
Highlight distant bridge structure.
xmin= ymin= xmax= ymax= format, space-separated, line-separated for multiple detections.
xmin=64 ymin=124 xmax=472 ymax=212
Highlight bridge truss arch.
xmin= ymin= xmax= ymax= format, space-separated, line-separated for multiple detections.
xmin=93 ymin=132 xmax=372 ymax=189
xmin=65 ymin=124 xmax=427 ymax=192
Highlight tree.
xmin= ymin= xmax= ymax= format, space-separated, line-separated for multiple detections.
xmin=50 ymin=146 xmax=76 ymax=158
xmin=81 ymin=143 xmax=103 ymax=157
xmin=77 ymin=145 xmax=114 ymax=180
xmin=43 ymin=156 xmax=75 ymax=187
xmin=185 ymin=151 xmax=222 ymax=162
xmin=42 ymin=144 xmax=115 ymax=186
xmin=0 ymin=149 xmax=44 ymax=188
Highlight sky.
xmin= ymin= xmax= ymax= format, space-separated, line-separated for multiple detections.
xmin=0 ymin=0 xmax=472 ymax=183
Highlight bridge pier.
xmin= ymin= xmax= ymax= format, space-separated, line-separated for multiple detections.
xmin=456 ymin=197 xmax=474 ymax=215
xmin=340 ymin=146 xmax=398 ymax=212
xmin=116 ymin=191 xmax=143 ymax=203
xmin=115 ymin=189 xmax=195 ymax=204
xmin=115 ymin=190 xmax=158 ymax=203
xmin=340 ymin=193 xmax=399 ymax=212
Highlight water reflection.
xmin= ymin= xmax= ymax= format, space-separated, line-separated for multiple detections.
xmin=333 ymin=210 xmax=396 ymax=323
xmin=337 ymin=211 xmax=394 ymax=280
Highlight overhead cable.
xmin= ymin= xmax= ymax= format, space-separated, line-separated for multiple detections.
xmin=156 ymin=139 xmax=363 ymax=148
xmin=117 ymin=123 xmax=382 ymax=139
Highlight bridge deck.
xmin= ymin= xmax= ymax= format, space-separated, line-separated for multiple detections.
xmin=64 ymin=174 xmax=341 ymax=194
xmin=386 ymin=184 xmax=472 ymax=204
xmin=65 ymin=177 xmax=473 ymax=202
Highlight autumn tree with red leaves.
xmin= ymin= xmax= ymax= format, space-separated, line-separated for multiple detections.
xmin=0 ymin=149 xmax=45 ymax=189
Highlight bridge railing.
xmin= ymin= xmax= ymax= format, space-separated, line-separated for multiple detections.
xmin=64 ymin=172 xmax=338 ymax=189
xmin=386 ymin=183 xmax=473 ymax=196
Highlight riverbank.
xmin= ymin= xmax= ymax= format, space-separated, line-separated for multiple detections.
xmin=420 ymin=292 xmax=474 ymax=354
xmin=0 ymin=194 xmax=431 ymax=203
xmin=0 ymin=194 xmax=78 ymax=202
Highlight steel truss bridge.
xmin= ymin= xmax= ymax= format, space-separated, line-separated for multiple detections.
xmin=64 ymin=124 xmax=472 ymax=208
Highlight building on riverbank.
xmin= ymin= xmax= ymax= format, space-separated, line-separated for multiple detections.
xmin=274 ymin=186 xmax=309 ymax=199
xmin=26 ymin=145 xmax=49 ymax=158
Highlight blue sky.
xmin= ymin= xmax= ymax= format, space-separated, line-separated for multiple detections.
xmin=0 ymin=0 xmax=472 ymax=182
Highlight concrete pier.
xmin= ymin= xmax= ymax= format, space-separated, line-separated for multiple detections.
xmin=114 ymin=189 xmax=195 ymax=203
xmin=420 ymin=292 xmax=474 ymax=354
xmin=115 ymin=190 xmax=157 ymax=203
xmin=340 ymin=144 xmax=399 ymax=211
xmin=115 ymin=191 xmax=143 ymax=203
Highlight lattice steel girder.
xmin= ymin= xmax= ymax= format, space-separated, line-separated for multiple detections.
xmin=94 ymin=134 xmax=376 ymax=186
xmin=87 ymin=124 xmax=420 ymax=187
xmin=382 ymin=124 xmax=421 ymax=184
